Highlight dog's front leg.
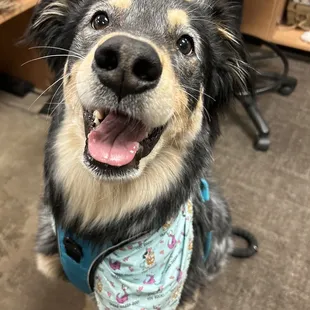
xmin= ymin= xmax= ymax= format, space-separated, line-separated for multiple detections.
xmin=177 ymin=289 xmax=200 ymax=310
xmin=36 ymin=202 xmax=64 ymax=280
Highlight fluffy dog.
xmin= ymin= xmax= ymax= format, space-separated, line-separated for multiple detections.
xmin=28 ymin=0 xmax=252 ymax=309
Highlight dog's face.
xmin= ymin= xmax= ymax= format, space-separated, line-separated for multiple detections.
xmin=66 ymin=0 xmax=206 ymax=180
xmin=29 ymin=0 xmax=250 ymax=182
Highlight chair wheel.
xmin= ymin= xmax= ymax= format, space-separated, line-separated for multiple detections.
xmin=278 ymin=77 xmax=297 ymax=96
xmin=278 ymin=85 xmax=295 ymax=96
xmin=254 ymin=136 xmax=270 ymax=151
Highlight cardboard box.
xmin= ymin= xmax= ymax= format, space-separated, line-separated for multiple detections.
xmin=241 ymin=0 xmax=287 ymax=41
xmin=287 ymin=1 xmax=310 ymax=29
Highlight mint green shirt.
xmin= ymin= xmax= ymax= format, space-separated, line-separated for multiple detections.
xmin=93 ymin=200 xmax=194 ymax=310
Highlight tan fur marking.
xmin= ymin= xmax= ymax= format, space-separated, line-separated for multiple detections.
xmin=170 ymin=88 xmax=204 ymax=148
xmin=109 ymin=0 xmax=132 ymax=9
xmin=217 ymin=26 xmax=239 ymax=45
xmin=33 ymin=1 xmax=67 ymax=29
xmin=167 ymin=9 xmax=189 ymax=30
xmin=36 ymin=253 xmax=63 ymax=280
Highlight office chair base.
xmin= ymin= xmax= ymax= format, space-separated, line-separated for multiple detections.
xmin=239 ymin=38 xmax=297 ymax=151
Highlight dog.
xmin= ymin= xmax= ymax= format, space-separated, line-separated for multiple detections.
xmin=27 ymin=0 xmax=252 ymax=309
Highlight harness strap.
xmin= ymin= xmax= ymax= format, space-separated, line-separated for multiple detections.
xmin=57 ymin=228 xmax=147 ymax=294
xmin=57 ymin=228 xmax=106 ymax=294
xmin=200 ymin=179 xmax=213 ymax=261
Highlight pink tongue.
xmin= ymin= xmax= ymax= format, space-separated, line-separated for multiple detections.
xmin=88 ymin=112 xmax=147 ymax=167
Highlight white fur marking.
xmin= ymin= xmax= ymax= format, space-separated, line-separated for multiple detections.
xmin=33 ymin=2 xmax=67 ymax=29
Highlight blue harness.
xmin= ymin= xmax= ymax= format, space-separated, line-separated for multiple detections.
xmin=57 ymin=179 xmax=213 ymax=295
xmin=201 ymin=179 xmax=213 ymax=260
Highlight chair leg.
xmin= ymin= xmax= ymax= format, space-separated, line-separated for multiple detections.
xmin=240 ymin=35 xmax=297 ymax=151
xmin=240 ymin=96 xmax=270 ymax=152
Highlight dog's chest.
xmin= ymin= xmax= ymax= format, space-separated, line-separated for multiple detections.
xmin=56 ymin=179 xmax=212 ymax=310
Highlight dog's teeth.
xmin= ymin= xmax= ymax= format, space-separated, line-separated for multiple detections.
xmin=93 ymin=110 xmax=104 ymax=120
xmin=94 ymin=118 xmax=100 ymax=127
xmin=92 ymin=110 xmax=104 ymax=128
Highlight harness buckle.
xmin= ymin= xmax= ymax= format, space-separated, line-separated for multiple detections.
xmin=64 ymin=236 xmax=83 ymax=263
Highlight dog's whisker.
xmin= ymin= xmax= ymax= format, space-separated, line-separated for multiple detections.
xmin=48 ymin=79 xmax=66 ymax=115
xmin=170 ymin=64 xmax=215 ymax=103
xmin=181 ymin=91 xmax=198 ymax=113
xmin=29 ymin=46 xmax=83 ymax=58
xmin=28 ymin=72 xmax=71 ymax=111
xmin=50 ymin=99 xmax=66 ymax=116
xmin=49 ymin=72 xmax=92 ymax=105
xmin=186 ymin=5 xmax=202 ymax=15
xmin=178 ymin=87 xmax=212 ymax=122
xmin=227 ymin=62 xmax=248 ymax=89
xmin=50 ymin=77 xmax=91 ymax=115
xmin=184 ymin=85 xmax=216 ymax=102
xmin=50 ymin=100 xmax=67 ymax=116
xmin=45 ymin=102 xmax=65 ymax=105
xmin=21 ymin=54 xmax=82 ymax=67
xmin=202 ymin=105 xmax=211 ymax=122
xmin=51 ymin=81 xmax=92 ymax=117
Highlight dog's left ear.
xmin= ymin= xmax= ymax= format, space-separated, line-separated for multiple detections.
xmin=209 ymin=1 xmax=254 ymax=107
xmin=26 ymin=0 xmax=76 ymax=72
xmin=194 ymin=1 xmax=254 ymax=142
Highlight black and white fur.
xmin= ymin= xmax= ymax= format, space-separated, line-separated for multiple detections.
xmin=28 ymin=0 xmax=252 ymax=308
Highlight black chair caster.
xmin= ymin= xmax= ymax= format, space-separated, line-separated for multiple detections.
xmin=278 ymin=76 xmax=298 ymax=96
xmin=254 ymin=135 xmax=270 ymax=152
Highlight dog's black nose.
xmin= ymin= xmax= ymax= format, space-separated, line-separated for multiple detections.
xmin=93 ymin=36 xmax=162 ymax=97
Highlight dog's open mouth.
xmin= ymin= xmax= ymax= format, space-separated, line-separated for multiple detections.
xmin=83 ymin=109 xmax=165 ymax=175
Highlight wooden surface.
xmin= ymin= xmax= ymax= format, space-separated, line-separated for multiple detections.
xmin=0 ymin=0 xmax=308 ymax=92
xmin=241 ymin=0 xmax=287 ymax=41
xmin=0 ymin=0 xmax=37 ymax=25
xmin=0 ymin=8 xmax=52 ymax=90
xmin=272 ymin=26 xmax=310 ymax=52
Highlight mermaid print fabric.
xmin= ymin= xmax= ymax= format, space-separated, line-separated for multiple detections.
xmin=94 ymin=200 xmax=194 ymax=310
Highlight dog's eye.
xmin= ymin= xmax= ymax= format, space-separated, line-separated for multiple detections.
xmin=91 ymin=12 xmax=109 ymax=30
xmin=177 ymin=35 xmax=194 ymax=55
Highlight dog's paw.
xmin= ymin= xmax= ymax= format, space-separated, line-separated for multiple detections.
xmin=36 ymin=253 xmax=64 ymax=280
xmin=177 ymin=303 xmax=197 ymax=310
xmin=83 ymin=296 xmax=97 ymax=310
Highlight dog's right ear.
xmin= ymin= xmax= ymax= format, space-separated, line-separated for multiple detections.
xmin=26 ymin=0 xmax=71 ymax=72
